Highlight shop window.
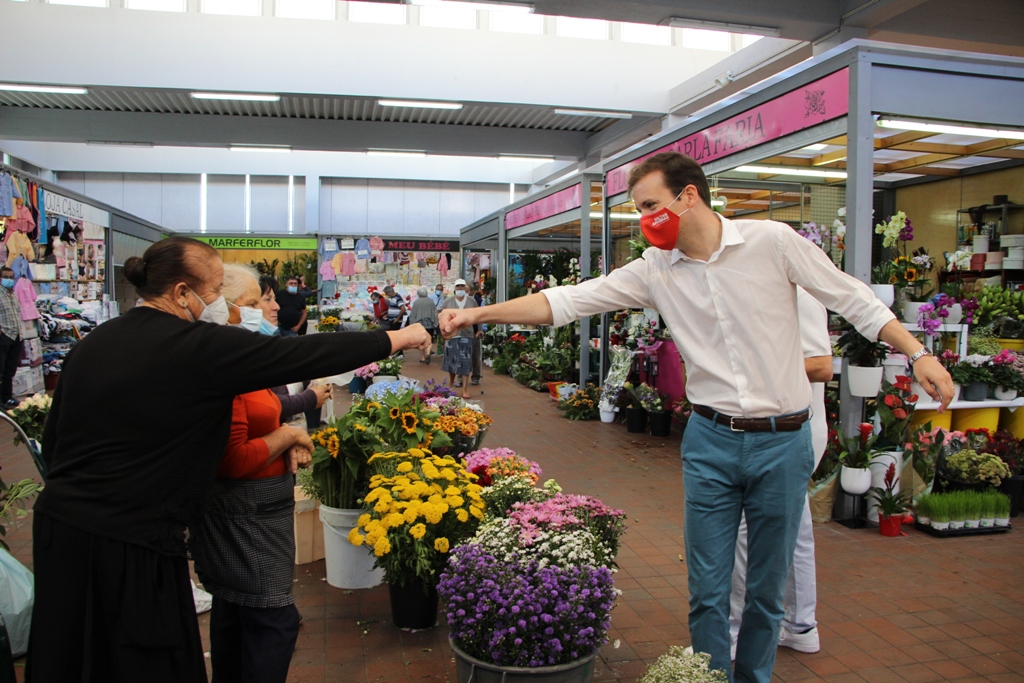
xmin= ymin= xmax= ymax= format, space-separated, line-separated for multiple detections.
xmin=202 ymin=0 xmax=259 ymax=14
xmin=419 ymin=2 xmax=478 ymax=29
xmin=125 ymin=0 xmax=185 ymax=11
xmin=347 ymin=0 xmax=407 ymax=24
xmin=620 ymin=22 xmax=671 ymax=46
xmin=681 ymin=28 xmax=731 ymax=51
xmin=555 ymin=16 xmax=608 ymax=40
xmin=489 ymin=10 xmax=543 ymax=34
xmin=48 ymin=0 xmax=108 ymax=7
xmin=276 ymin=0 xmax=334 ymax=19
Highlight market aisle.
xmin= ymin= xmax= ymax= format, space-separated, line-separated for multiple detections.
xmin=2 ymin=360 xmax=1024 ymax=683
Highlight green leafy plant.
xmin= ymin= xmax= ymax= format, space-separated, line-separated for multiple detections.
xmin=915 ymin=493 xmax=932 ymax=520
xmin=967 ymin=328 xmax=1002 ymax=356
xmin=949 ymin=358 xmax=994 ymax=386
xmin=250 ymin=258 xmax=280 ymax=277
xmin=837 ymin=423 xmax=881 ymax=469
xmin=836 ymin=322 xmax=889 ymax=368
xmin=929 ymin=495 xmax=949 ymax=523
xmin=994 ymin=492 xmax=1011 ymax=518
xmin=868 ymin=462 xmax=910 ymax=518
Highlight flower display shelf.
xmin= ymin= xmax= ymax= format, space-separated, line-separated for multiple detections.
xmin=913 ymin=397 xmax=1024 ymax=411
xmin=914 ymin=521 xmax=1011 ymax=538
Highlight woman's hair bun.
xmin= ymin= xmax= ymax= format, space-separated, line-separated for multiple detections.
xmin=123 ymin=256 xmax=148 ymax=288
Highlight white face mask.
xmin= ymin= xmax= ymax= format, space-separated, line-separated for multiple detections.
xmin=230 ymin=303 xmax=266 ymax=333
xmin=455 ymin=290 xmax=467 ymax=299
xmin=187 ymin=289 xmax=230 ymax=326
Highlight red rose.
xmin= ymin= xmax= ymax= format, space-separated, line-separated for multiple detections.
xmin=892 ymin=408 xmax=907 ymax=420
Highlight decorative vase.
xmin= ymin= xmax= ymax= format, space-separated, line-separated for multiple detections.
xmin=994 ymin=386 xmax=1018 ymax=401
xmin=902 ymin=300 xmax=928 ymax=324
xmin=349 ymin=376 xmax=368 ymax=394
xmin=945 ymin=304 xmax=963 ymax=325
xmin=846 ymin=365 xmax=884 ymax=398
xmin=930 ymin=520 xmax=950 ymax=531
xmin=999 ymin=474 xmax=1024 ymax=517
xmin=878 ymin=515 xmax=901 ymax=537
xmin=962 ymin=381 xmax=988 ymax=401
xmin=450 ymin=638 xmax=598 ymax=683
xmin=626 ymin=407 xmax=647 ymax=433
xmin=389 ymin=578 xmax=439 ymax=629
xmin=840 ymin=466 xmax=872 ymax=495
xmin=373 ymin=375 xmax=398 ymax=385
xmin=870 ymin=284 xmax=895 ymax=308
xmin=319 ymin=506 xmax=385 ymax=590
xmin=649 ymin=410 xmax=672 ymax=437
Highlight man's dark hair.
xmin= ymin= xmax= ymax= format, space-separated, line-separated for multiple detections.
xmin=285 ymin=275 xmax=299 ymax=284
xmin=627 ymin=152 xmax=712 ymax=209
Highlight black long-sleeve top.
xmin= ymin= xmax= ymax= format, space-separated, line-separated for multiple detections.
xmin=271 ymin=384 xmax=317 ymax=422
xmin=36 ymin=307 xmax=392 ymax=556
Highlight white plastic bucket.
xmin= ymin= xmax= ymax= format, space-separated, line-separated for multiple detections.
xmin=319 ymin=505 xmax=384 ymax=590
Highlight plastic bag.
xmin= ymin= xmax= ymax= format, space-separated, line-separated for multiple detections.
xmin=0 ymin=549 xmax=33 ymax=657
xmin=192 ymin=580 xmax=212 ymax=615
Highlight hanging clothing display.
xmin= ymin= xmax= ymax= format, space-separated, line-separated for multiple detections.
xmin=437 ymin=253 xmax=450 ymax=276
xmin=368 ymin=236 xmax=384 ymax=255
xmin=0 ymin=172 xmax=20 ymax=217
xmin=354 ymin=239 xmax=371 ymax=260
xmin=318 ymin=260 xmax=335 ymax=282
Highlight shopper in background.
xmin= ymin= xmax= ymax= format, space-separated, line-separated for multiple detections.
xmin=27 ymin=236 xmax=431 ymax=682
xmin=439 ymin=278 xmax=478 ymax=399
xmin=191 ymin=263 xmax=313 ymax=683
xmin=430 ymin=284 xmax=445 ymax=310
xmin=0 ymin=266 xmax=22 ymax=407
xmin=275 ymin=275 xmax=308 ymax=337
xmin=440 ymin=152 xmax=952 ymax=683
xmin=409 ymin=286 xmax=439 ymax=365
xmin=370 ymin=290 xmax=389 ymax=326
xmin=383 ymin=285 xmax=407 ymax=330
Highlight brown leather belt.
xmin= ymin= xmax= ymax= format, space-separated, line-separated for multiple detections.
xmin=692 ymin=405 xmax=809 ymax=432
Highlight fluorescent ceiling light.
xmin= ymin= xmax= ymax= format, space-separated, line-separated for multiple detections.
xmin=367 ymin=150 xmax=427 ymax=157
xmin=736 ymin=165 xmax=847 ymax=179
xmin=407 ymin=0 xmax=532 ymax=12
xmin=498 ymin=155 xmax=555 ymax=162
xmin=230 ymin=145 xmax=291 ymax=153
xmin=877 ymin=118 xmax=1024 ymax=141
xmin=378 ymin=99 xmax=463 ymax=110
xmin=0 ymin=83 xmax=88 ymax=95
xmin=802 ymin=144 xmax=827 ymax=151
xmin=191 ymin=92 xmax=281 ymax=102
xmin=553 ymin=108 xmax=632 ymax=120
xmin=666 ymin=17 xmax=780 ymax=37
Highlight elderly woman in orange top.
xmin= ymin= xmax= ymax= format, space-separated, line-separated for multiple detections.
xmin=190 ymin=263 xmax=313 ymax=683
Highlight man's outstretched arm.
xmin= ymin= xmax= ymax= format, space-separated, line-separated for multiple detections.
xmin=439 ymin=294 xmax=553 ymax=338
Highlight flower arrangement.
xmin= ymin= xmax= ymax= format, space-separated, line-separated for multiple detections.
xmin=904 ymin=426 xmax=949 ymax=485
xmin=941 ymin=449 xmax=1012 ymax=488
xmin=464 ymin=448 xmax=541 ymax=487
xmin=624 ymin=382 xmax=664 ymax=412
xmin=868 ymin=462 xmax=910 ymax=519
xmin=509 ymin=493 xmax=627 ymax=562
xmin=916 ymin=294 xmax=958 ymax=339
xmin=354 ymin=363 xmax=379 ymax=381
xmin=639 ymin=646 xmax=727 ymax=683
xmin=949 ymin=355 xmax=994 ymax=386
xmin=558 ymin=385 xmax=602 ymax=421
xmin=480 ymin=476 xmax=556 ymax=519
xmin=938 ymin=350 xmax=960 ymax=371
xmin=875 ymin=376 xmax=918 ymax=447
xmin=837 ymin=423 xmax=880 ymax=469
xmin=671 ymin=393 xmax=692 ymax=424
xmin=986 ymin=429 xmax=1022 ymax=476
xmin=7 ymin=392 xmax=52 ymax=444
xmin=351 ymin=448 xmax=485 ymax=586
xmin=988 ymin=350 xmax=1024 ymax=392
xmin=875 ymin=211 xmax=912 ymax=249
xmin=316 ymin=315 xmax=340 ymax=333
xmin=376 ymin=354 xmax=404 ymax=376
xmin=432 ymin=405 xmax=493 ymax=454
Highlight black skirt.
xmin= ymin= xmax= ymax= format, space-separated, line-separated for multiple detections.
xmin=26 ymin=514 xmax=207 ymax=683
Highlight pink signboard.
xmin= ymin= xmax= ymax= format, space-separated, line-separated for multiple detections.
xmin=506 ymin=183 xmax=583 ymax=230
xmin=606 ymin=68 xmax=850 ymax=196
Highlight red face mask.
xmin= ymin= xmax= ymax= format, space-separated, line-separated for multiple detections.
xmin=640 ymin=192 xmax=689 ymax=250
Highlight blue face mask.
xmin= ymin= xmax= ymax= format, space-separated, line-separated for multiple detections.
xmin=260 ymin=317 xmax=279 ymax=336
xmin=0 ymin=279 xmax=14 ymax=289
xmin=287 ymin=285 xmax=298 ymax=295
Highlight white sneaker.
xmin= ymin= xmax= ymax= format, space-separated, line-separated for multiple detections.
xmin=778 ymin=627 xmax=819 ymax=653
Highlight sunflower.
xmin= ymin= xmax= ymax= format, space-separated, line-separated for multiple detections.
xmin=401 ymin=412 xmax=419 ymax=434
xmin=326 ymin=435 xmax=340 ymax=457
xmin=354 ymin=424 xmax=367 ymax=432
xmin=905 ymin=267 xmax=917 ymax=282
xmin=388 ymin=407 xmax=401 ymax=420
xmin=366 ymin=401 xmax=382 ymax=411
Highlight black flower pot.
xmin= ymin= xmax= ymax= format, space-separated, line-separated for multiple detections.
xmin=649 ymin=410 xmax=672 ymax=437
xmin=1000 ymin=475 xmax=1024 ymax=518
xmin=626 ymin=407 xmax=648 ymax=433
xmin=962 ymin=381 xmax=988 ymax=401
xmin=389 ymin=578 xmax=439 ymax=630
xmin=348 ymin=376 xmax=368 ymax=394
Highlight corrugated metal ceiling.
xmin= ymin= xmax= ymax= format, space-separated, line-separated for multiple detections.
xmin=0 ymin=87 xmax=627 ymax=133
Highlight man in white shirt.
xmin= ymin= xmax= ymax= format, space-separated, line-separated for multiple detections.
xmin=440 ymin=152 xmax=952 ymax=683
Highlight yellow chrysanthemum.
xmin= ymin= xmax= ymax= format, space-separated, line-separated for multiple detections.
xmin=439 ymin=468 xmax=457 ymax=481
xmin=394 ymin=477 xmax=411 ymax=487
xmin=403 ymin=507 xmax=420 ymax=524
xmin=373 ymin=536 xmax=391 ymax=557
xmin=407 ymin=472 xmax=420 ymax=481
xmin=365 ymin=488 xmax=385 ymax=503
xmin=456 ymin=509 xmax=469 ymax=523
xmin=447 ymin=495 xmax=465 ymax=508
xmin=469 ymin=506 xmax=484 ymax=519
xmin=347 ymin=528 xmax=365 ymax=546
xmin=422 ymin=464 xmax=441 ymax=480
xmin=423 ymin=507 xmax=443 ymax=524
xmin=408 ymin=447 xmax=426 ymax=457
xmin=374 ymin=500 xmax=390 ymax=514
xmin=445 ymin=486 xmax=462 ymax=496
xmin=409 ymin=523 xmax=427 ymax=539
xmin=466 ymin=484 xmax=483 ymax=494
xmin=357 ymin=514 xmax=371 ymax=527
xmin=435 ymin=502 xmax=450 ymax=515
xmin=385 ymin=512 xmax=405 ymax=529
xmin=364 ymin=520 xmax=382 ymax=533
xmin=428 ymin=493 xmax=444 ymax=505
xmin=434 ymin=537 xmax=450 ymax=553
xmin=365 ymin=530 xmax=381 ymax=546
xmin=397 ymin=462 xmax=413 ymax=473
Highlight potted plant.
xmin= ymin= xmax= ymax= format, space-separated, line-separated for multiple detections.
xmin=350 ymin=362 xmax=378 ymax=394
xmin=868 ymin=462 xmax=910 ymax=536
xmin=374 ymin=354 xmax=404 ymax=384
xmin=558 ymin=385 xmax=601 ymax=421
xmin=949 ymin=355 xmax=993 ymax=401
xmin=948 ymin=492 xmax=966 ymax=530
xmin=929 ymin=495 xmax=950 ymax=531
xmin=979 ymin=493 xmax=996 ymax=528
xmin=993 ymin=431 xmax=1024 ymax=517
xmin=598 ymin=384 xmax=623 ymax=423
xmin=937 ymin=351 xmax=962 ymax=402
xmin=639 ymin=646 xmax=727 ymax=683
xmin=870 ymin=261 xmax=896 ymax=308
xmin=988 ymin=349 xmax=1024 ymax=400
xmin=641 ymin=390 xmax=672 ymax=437
xmin=837 ymin=423 xmax=880 ymax=495
xmin=836 ymin=323 xmax=889 ymax=397
xmin=316 ymin=314 xmax=340 ymax=333
xmin=938 ymin=449 xmax=1012 ymax=492
xmin=963 ymin=491 xmax=982 ymax=529
xmin=622 ymin=382 xmax=651 ymax=433
xmin=915 ymin=493 xmax=932 ymax=526
xmin=994 ymin=492 xmax=1011 ymax=527
xmin=425 ymin=396 xmax=493 ymax=454
xmin=353 ymin=448 xmax=484 ymax=629
xmin=876 ymin=377 xmax=918 ymax=449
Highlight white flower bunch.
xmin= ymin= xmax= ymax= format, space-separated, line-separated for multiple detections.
xmin=471 ymin=517 xmax=611 ymax=570
xmin=964 ymin=354 xmax=991 ymax=368
xmin=17 ymin=393 xmax=51 ymax=411
xmin=947 ymin=250 xmax=972 ymax=270
xmin=640 ymin=646 xmax=728 ymax=683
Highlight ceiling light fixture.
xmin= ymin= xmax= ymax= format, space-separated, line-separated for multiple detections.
xmin=367 ymin=150 xmax=427 ymax=158
xmin=735 ymin=165 xmax=847 ymax=179
xmin=0 ymin=83 xmax=88 ymax=95
xmin=378 ymin=99 xmax=464 ymax=110
xmin=192 ymin=92 xmax=281 ymax=102
xmin=665 ymin=17 xmax=781 ymax=37
xmin=406 ymin=0 xmax=533 ymax=12
xmin=229 ymin=145 xmax=291 ymax=153
xmin=877 ymin=118 xmax=1024 ymax=141
xmin=498 ymin=155 xmax=555 ymax=163
xmin=553 ymin=108 xmax=633 ymax=120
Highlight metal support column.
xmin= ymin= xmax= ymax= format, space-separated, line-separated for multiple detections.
xmin=497 ymin=213 xmax=508 ymax=304
xmin=599 ymin=183 xmax=612 ymax=385
xmin=579 ymin=179 xmax=592 ymax=385
xmin=839 ymin=55 xmax=873 ymax=437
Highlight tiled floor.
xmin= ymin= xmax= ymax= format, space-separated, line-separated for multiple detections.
xmin=3 ymin=359 xmax=1024 ymax=683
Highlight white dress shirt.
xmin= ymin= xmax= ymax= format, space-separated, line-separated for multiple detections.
xmin=797 ymin=288 xmax=831 ymax=465
xmin=543 ymin=214 xmax=894 ymax=418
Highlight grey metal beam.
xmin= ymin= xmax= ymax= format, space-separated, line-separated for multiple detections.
xmin=497 ymin=214 xmax=507 ymax=305
xmin=579 ymin=179 xmax=592 ymax=384
xmin=0 ymin=107 xmax=590 ymax=159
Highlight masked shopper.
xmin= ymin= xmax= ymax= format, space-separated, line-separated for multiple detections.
xmin=408 ymin=286 xmax=439 ymax=365
xmin=439 ymin=279 xmax=478 ymax=400
xmin=440 ymin=153 xmax=953 ymax=683
xmin=190 ymin=264 xmax=313 ymax=683
xmin=27 ymin=237 xmax=431 ymax=683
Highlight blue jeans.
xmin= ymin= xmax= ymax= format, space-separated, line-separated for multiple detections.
xmin=682 ymin=411 xmax=813 ymax=683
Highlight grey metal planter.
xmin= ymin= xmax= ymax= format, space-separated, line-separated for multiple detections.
xmin=450 ymin=639 xmax=597 ymax=683
xmin=962 ymin=381 xmax=988 ymax=401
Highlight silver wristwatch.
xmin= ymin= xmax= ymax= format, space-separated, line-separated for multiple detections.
xmin=909 ymin=347 xmax=932 ymax=364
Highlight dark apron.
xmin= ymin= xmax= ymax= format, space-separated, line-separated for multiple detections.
xmin=190 ymin=473 xmax=296 ymax=609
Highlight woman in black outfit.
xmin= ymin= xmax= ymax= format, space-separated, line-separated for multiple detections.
xmin=26 ymin=237 xmax=431 ymax=683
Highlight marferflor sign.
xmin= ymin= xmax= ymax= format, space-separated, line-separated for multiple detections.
xmin=505 ymin=183 xmax=583 ymax=230
xmin=605 ymin=68 xmax=850 ymax=196
xmin=194 ymin=237 xmax=318 ymax=250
